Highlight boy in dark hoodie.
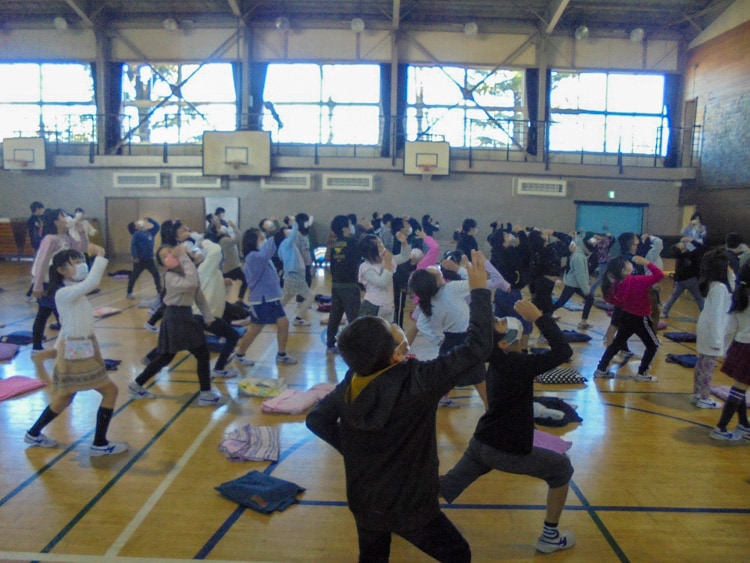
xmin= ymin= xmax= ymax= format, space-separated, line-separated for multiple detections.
xmin=439 ymin=300 xmax=575 ymax=554
xmin=306 ymin=251 xmax=493 ymax=563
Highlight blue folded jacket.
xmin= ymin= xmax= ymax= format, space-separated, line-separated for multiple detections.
xmin=216 ymin=470 xmax=305 ymax=514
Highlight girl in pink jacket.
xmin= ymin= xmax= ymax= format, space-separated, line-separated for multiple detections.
xmin=594 ymin=255 xmax=664 ymax=382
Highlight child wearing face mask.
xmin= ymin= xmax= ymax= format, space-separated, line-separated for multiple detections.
xmin=128 ymin=244 xmax=224 ymax=407
xmin=439 ymin=300 xmax=576 ymax=554
xmin=24 ymin=245 xmax=129 ymax=457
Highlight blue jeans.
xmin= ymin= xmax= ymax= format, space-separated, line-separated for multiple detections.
xmin=662 ymin=277 xmax=704 ymax=316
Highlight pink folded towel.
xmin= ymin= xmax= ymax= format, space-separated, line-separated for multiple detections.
xmin=0 ymin=376 xmax=47 ymax=401
xmin=533 ymin=429 xmax=573 ymax=455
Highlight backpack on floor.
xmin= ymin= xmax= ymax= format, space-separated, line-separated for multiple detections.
xmin=0 ymin=331 xmax=34 ymax=346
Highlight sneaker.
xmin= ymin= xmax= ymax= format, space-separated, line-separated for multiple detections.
xmin=594 ymin=369 xmax=615 ymax=379
xmin=49 ymin=323 xmax=61 ymax=331
xmin=709 ymin=427 xmax=743 ymax=441
xmin=276 ymin=353 xmax=298 ymax=365
xmin=326 ymin=346 xmax=338 ymax=355
xmin=577 ymin=321 xmax=592 ymax=330
xmin=634 ymin=372 xmax=658 ymax=382
xmin=235 ymin=354 xmax=255 ymax=366
xmin=139 ymin=355 xmax=151 ymax=366
xmin=734 ymin=424 xmax=750 ymax=440
xmin=90 ymin=441 xmax=129 ymax=456
xmin=128 ymin=382 xmax=157 ymax=399
xmin=25 ymin=294 xmax=37 ymax=303
xmin=143 ymin=322 xmax=158 ymax=333
xmin=536 ymin=530 xmax=576 ymax=554
xmin=24 ymin=432 xmax=58 ymax=448
xmin=198 ymin=391 xmax=226 ymax=407
xmin=212 ymin=367 xmax=240 ymax=379
xmin=695 ymin=398 xmax=720 ymax=409
xmin=293 ymin=317 xmax=311 ymax=326
xmin=126 ymin=294 xmax=136 ymax=300
xmin=31 ymin=348 xmax=46 ymax=356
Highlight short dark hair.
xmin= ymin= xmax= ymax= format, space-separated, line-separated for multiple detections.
xmin=461 ymin=218 xmax=477 ymax=234
xmin=330 ymin=215 xmax=350 ymax=237
xmin=337 ymin=316 xmax=395 ymax=375
xmin=618 ymin=232 xmax=637 ymax=254
xmin=30 ymin=201 xmax=44 ymax=212
xmin=726 ymin=232 xmax=743 ymax=249
xmin=215 ymin=207 xmax=225 ymax=215
xmin=242 ymin=228 xmax=262 ymax=255
xmin=382 ymin=213 xmax=394 ymax=224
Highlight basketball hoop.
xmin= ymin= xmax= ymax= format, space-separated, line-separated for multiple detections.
xmin=227 ymin=160 xmax=243 ymax=171
xmin=6 ymin=159 xmax=30 ymax=170
xmin=418 ymin=164 xmax=435 ymax=181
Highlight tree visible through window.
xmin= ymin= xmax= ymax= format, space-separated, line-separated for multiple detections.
xmin=121 ymin=63 xmax=236 ymax=143
xmin=406 ymin=66 xmax=525 ymax=148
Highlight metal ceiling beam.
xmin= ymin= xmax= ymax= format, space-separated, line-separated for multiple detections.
xmin=392 ymin=0 xmax=401 ymax=29
xmin=64 ymin=0 xmax=95 ymax=27
xmin=227 ymin=0 xmax=242 ymax=18
xmin=546 ymin=0 xmax=571 ymax=34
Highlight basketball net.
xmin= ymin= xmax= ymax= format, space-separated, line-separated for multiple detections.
xmin=419 ymin=164 xmax=435 ymax=181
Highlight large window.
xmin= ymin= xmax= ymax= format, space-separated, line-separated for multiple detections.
xmin=121 ymin=63 xmax=237 ymax=143
xmin=549 ymin=71 xmax=668 ymax=155
xmin=0 ymin=63 xmax=96 ymax=142
xmin=262 ymin=64 xmax=381 ymax=145
xmin=406 ymin=66 xmax=524 ymax=148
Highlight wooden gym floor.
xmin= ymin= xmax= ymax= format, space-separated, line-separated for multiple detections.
xmin=0 ymin=258 xmax=748 ymax=563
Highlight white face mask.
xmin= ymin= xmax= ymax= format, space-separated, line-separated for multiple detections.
xmin=65 ymin=216 xmax=76 ymax=230
xmin=405 ymin=227 xmax=413 ymax=236
xmin=72 ymin=262 xmax=89 ymax=281
xmin=75 ymin=212 xmax=84 ymax=219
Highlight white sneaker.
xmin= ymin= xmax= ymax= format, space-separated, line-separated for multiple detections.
xmin=31 ymin=348 xmax=46 ymax=356
xmin=577 ymin=321 xmax=592 ymax=330
xmin=143 ymin=322 xmax=159 ymax=333
xmin=90 ymin=441 xmax=129 ymax=456
xmin=212 ymin=367 xmax=240 ymax=379
xmin=276 ymin=353 xmax=298 ymax=365
xmin=126 ymin=294 xmax=136 ymax=300
xmin=198 ymin=391 xmax=226 ymax=407
xmin=734 ymin=424 xmax=750 ymax=440
xmin=695 ymin=398 xmax=720 ymax=409
xmin=235 ymin=354 xmax=255 ymax=366
xmin=536 ymin=530 xmax=576 ymax=553
xmin=709 ymin=427 xmax=743 ymax=441
xmin=24 ymin=432 xmax=58 ymax=448
xmin=128 ymin=382 xmax=157 ymax=399
xmin=293 ymin=317 xmax=311 ymax=326
xmin=634 ymin=372 xmax=658 ymax=382
xmin=594 ymin=369 xmax=614 ymax=379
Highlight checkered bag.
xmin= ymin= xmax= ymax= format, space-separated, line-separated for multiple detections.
xmin=535 ymin=367 xmax=587 ymax=385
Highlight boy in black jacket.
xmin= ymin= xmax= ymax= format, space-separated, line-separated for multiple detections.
xmin=439 ymin=300 xmax=576 ymax=554
xmin=307 ymin=251 xmax=493 ymax=563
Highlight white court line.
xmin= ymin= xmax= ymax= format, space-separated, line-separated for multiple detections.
xmin=104 ymin=409 xmax=224 ymax=558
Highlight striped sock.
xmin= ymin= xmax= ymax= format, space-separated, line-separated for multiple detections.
xmin=716 ymin=386 xmax=745 ymax=430
xmin=542 ymin=521 xmax=559 ymax=540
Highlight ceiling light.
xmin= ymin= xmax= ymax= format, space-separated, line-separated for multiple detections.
xmin=574 ymin=25 xmax=589 ymax=40
xmin=53 ymin=17 xmax=69 ymax=31
xmin=630 ymin=27 xmax=645 ymax=42
xmin=351 ymin=18 xmax=365 ymax=33
xmin=463 ymin=22 xmax=478 ymax=36
xmin=275 ymin=16 xmax=290 ymax=32
xmin=163 ymin=17 xmax=178 ymax=32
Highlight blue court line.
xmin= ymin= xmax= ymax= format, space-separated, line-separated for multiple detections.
xmin=569 ymin=480 xmax=629 ymax=562
xmin=194 ymin=432 xmax=315 ymax=559
xmin=0 ymin=353 xmax=190 ymax=510
xmin=39 ymin=387 xmax=201 ymax=554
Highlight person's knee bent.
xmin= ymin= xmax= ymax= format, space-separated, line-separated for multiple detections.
xmin=546 ymin=455 xmax=574 ymax=489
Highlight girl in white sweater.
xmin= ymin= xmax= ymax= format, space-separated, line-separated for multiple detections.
xmin=357 ymin=232 xmax=409 ymax=321
xmin=692 ymin=250 xmax=733 ymax=408
xmin=25 ymin=244 xmax=129 ymax=456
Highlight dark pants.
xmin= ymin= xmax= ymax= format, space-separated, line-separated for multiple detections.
xmin=199 ymin=316 xmax=239 ymax=371
xmin=553 ymin=286 xmax=594 ymax=320
xmin=598 ymin=311 xmax=660 ymax=374
xmin=356 ymin=512 xmax=470 ymax=563
xmin=32 ymin=303 xmax=59 ymax=349
xmin=326 ymin=285 xmax=361 ymax=348
xmin=531 ymin=276 xmax=556 ymax=314
xmin=135 ymin=344 xmax=212 ymax=391
xmin=394 ymin=289 xmax=408 ymax=328
xmin=127 ymin=258 xmax=162 ymax=294
xmin=224 ymin=267 xmax=248 ymax=300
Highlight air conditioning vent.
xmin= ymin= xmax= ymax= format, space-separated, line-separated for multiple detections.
xmin=514 ymin=177 xmax=567 ymax=197
xmin=113 ymin=172 xmax=161 ymax=189
xmin=322 ymin=173 xmax=374 ymax=192
xmin=171 ymin=172 xmax=222 ymax=189
xmin=260 ymin=173 xmax=312 ymax=190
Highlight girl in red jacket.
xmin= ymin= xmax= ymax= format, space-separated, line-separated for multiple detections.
xmin=594 ymin=255 xmax=664 ymax=381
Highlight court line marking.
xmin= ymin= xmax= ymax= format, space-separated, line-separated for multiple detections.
xmin=105 ymin=410 xmax=223 ymax=558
